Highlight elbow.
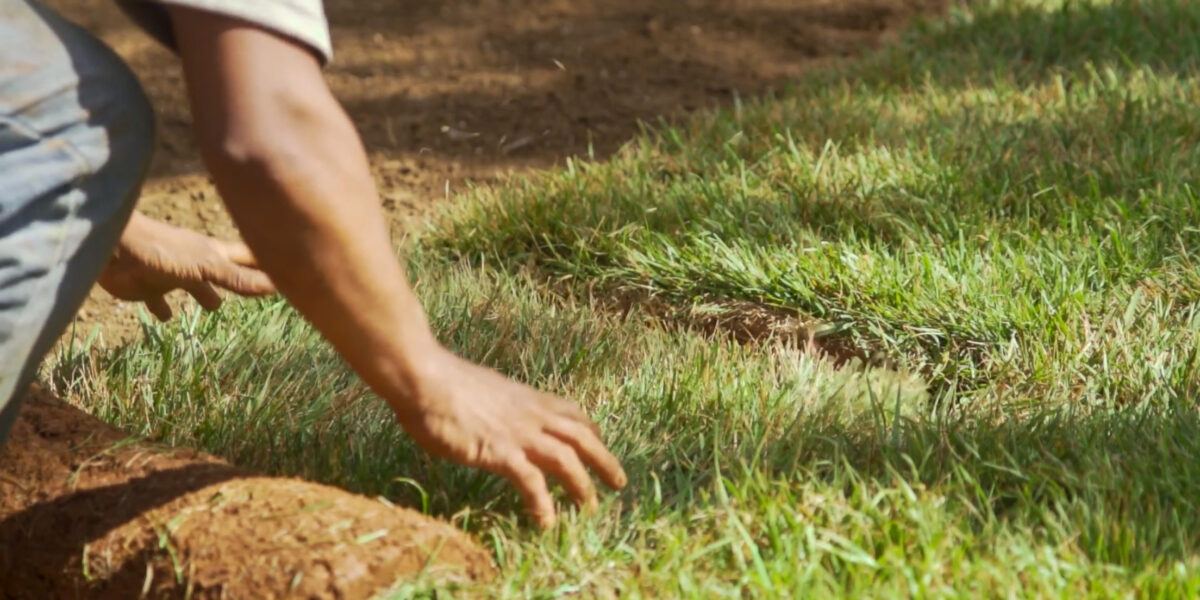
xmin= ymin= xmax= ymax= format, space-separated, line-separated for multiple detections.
xmin=207 ymin=128 xmax=304 ymax=183
xmin=201 ymin=93 xmax=334 ymax=183
xmin=192 ymin=88 xmax=372 ymax=232
xmin=213 ymin=132 xmax=278 ymax=173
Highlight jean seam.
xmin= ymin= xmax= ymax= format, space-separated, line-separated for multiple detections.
xmin=1 ymin=108 xmax=97 ymax=178
xmin=0 ymin=116 xmax=41 ymax=152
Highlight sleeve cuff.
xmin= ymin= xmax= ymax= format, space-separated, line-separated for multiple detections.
xmin=115 ymin=0 xmax=333 ymax=66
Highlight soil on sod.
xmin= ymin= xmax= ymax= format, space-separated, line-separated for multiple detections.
xmin=0 ymin=386 xmax=495 ymax=598
xmin=13 ymin=0 xmax=950 ymax=596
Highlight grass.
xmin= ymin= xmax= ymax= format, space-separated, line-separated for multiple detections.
xmin=51 ymin=0 xmax=1200 ymax=597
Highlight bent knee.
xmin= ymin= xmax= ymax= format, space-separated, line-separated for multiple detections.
xmin=2 ymin=1 xmax=157 ymax=174
xmin=39 ymin=46 xmax=157 ymax=230
xmin=72 ymin=44 xmax=157 ymax=186
xmin=9 ymin=10 xmax=155 ymax=190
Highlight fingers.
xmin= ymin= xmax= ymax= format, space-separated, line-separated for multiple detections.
xmin=545 ymin=417 xmax=628 ymax=491
xmin=497 ymin=451 xmax=557 ymax=529
xmin=527 ymin=437 xmax=599 ymax=513
xmin=187 ymin=282 xmax=223 ymax=312
xmin=146 ymin=296 xmax=173 ymax=321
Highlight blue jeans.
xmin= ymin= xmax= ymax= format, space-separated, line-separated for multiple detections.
xmin=0 ymin=0 xmax=155 ymax=443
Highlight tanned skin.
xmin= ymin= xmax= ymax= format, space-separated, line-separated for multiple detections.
xmin=97 ymin=7 xmax=626 ymax=528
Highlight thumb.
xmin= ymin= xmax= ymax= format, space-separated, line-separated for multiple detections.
xmin=216 ymin=240 xmax=261 ymax=268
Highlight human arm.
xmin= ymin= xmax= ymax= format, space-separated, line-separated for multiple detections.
xmin=162 ymin=7 xmax=625 ymax=527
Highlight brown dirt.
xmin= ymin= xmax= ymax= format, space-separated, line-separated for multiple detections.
xmin=40 ymin=0 xmax=954 ymax=347
xmin=596 ymin=286 xmax=889 ymax=367
xmin=0 ymin=385 xmax=495 ymax=598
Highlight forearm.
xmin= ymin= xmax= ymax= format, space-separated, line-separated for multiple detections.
xmin=163 ymin=9 xmax=627 ymax=525
xmin=170 ymin=8 xmax=438 ymax=409
xmin=209 ymin=106 xmax=437 ymax=404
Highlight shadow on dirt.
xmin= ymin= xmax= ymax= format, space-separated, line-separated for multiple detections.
xmin=329 ymin=0 xmax=1200 ymax=177
xmin=42 ymin=0 xmax=953 ymax=186
xmin=38 ymin=0 xmax=1200 ymax=198
xmin=329 ymin=0 xmax=951 ymax=170
xmin=0 ymin=463 xmax=244 ymax=598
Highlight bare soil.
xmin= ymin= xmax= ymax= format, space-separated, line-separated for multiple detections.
xmin=0 ymin=385 xmax=495 ymax=598
xmin=13 ymin=0 xmax=951 ymax=596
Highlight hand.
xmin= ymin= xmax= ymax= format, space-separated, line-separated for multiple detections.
xmin=97 ymin=211 xmax=276 ymax=320
xmin=394 ymin=347 xmax=627 ymax=528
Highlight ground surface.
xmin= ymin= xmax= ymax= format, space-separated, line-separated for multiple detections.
xmin=34 ymin=0 xmax=1200 ymax=596
xmin=22 ymin=0 xmax=953 ymax=597
xmin=46 ymin=0 xmax=948 ymax=346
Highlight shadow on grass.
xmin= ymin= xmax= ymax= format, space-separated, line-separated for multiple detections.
xmin=438 ymin=0 xmax=1200 ymax=245
xmin=419 ymin=0 xmax=1200 ymax=401
xmin=608 ymin=399 xmax=1200 ymax=569
xmin=896 ymin=0 xmax=1200 ymax=86
xmin=45 ymin=286 xmax=1200 ymax=578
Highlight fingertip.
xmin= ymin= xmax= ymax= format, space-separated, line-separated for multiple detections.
xmin=249 ymin=271 xmax=277 ymax=295
xmin=546 ymin=419 xmax=627 ymax=492
xmin=613 ymin=467 xmax=629 ymax=490
xmin=597 ymin=461 xmax=627 ymax=491
xmin=504 ymin=455 xmax=557 ymax=530
xmin=189 ymin=283 xmax=223 ymax=312
xmin=533 ymin=507 xmax=557 ymax=529
xmin=147 ymin=297 xmax=172 ymax=321
xmin=528 ymin=490 xmax=557 ymax=530
xmin=600 ymin=464 xmax=627 ymax=491
xmin=538 ymin=480 xmax=560 ymax=524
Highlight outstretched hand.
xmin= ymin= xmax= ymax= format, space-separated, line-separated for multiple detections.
xmin=98 ymin=211 xmax=276 ymax=320
xmin=395 ymin=347 xmax=627 ymax=528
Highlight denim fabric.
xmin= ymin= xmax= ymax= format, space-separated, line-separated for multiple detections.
xmin=0 ymin=0 xmax=155 ymax=443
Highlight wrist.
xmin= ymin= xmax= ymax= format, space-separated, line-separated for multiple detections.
xmin=350 ymin=321 xmax=446 ymax=421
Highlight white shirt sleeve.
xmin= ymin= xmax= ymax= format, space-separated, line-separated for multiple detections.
xmin=114 ymin=0 xmax=333 ymax=65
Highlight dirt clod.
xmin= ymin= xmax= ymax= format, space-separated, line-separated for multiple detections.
xmin=0 ymin=386 xmax=495 ymax=599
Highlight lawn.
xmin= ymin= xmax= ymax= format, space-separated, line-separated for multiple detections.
xmin=53 ymin=0 xmax=1200 ymax=597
